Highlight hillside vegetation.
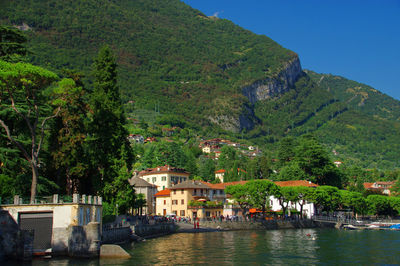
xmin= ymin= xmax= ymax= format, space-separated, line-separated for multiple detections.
xmin=0 ymin=0 xmax=296 ymax=129
xmin=1 ymin=0 xmax=400 ymax=169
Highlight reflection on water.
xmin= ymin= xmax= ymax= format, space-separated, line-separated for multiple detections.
xmin=4 ymin=229 xmax=400 ymax=265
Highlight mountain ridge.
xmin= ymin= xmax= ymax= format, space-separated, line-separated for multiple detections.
xmin=1 ymin=0 xmax=400 ymax=168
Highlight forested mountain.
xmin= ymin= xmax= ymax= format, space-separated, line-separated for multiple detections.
xmin=1 ymin=0 xmax=400 ymax=169
xmin=306 ymin=70 xmax=400 ymax=122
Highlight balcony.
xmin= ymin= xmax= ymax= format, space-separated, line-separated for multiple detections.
xmin=192 ymin=193 xmax=209 ymax=198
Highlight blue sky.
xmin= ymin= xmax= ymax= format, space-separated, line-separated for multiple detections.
xmin=182 ymin=0 xmax=400 ymax=100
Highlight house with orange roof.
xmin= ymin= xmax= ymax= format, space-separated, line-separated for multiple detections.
xmin=363 ymin=181 xmax=395 ymax=195
xmin=269 ymin=180 xmax=318 ymax=218
xmin=214 ymin=168 xmax=247 ymax=183
xmin=152 ymin=178 xmax=319 ymax=219
xmin=154 ymin=189 xmax=171 ymax=216
xmin=137 ymin=165 xmax=190 ymax=191
xmin=222 ymin=180 xmax=318 ymax=218
xmin=168 ymin=180 xmax=224 ymax=219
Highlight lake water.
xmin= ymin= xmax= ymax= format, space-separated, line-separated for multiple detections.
xmin=6 ymin=228 xmax=400 ymax=265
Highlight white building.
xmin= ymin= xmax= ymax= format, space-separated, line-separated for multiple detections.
xmin=0 ymin=194 xmax=102 ymax=256
xmin=138 ymin=165 xmax=190 ymax=191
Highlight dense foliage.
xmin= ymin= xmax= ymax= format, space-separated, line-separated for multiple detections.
xmin=226 ymin=183 xmax=400 ymax=218
xmin=0 ymin=0 xmax=295 ymax=130
xmin=1 ymin=0 xmax=400 ymax=169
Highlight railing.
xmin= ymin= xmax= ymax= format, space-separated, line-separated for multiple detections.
xmin=312 ymin=215 xmax=363 ymax=225
xmin=0 ymin=194 xmax=101 ymax=205
xmin=192 ymin=193 xmax=209 ymax=197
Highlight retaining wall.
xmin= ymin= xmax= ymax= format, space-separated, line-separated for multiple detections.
xmin=133 ymin=223 xmax=176 ymax=237
xmin=0 ymin=210 xmax=33 ymax=261
xmin=199 ymin=219 xmax=320 ymax=230
xmin=102 ymin=227 xmax=132 ymax=244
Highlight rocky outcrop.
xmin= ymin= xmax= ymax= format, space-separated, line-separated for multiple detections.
xmin=210 ymin=56 xmax=302 ymax=132
xmin=242 ymin=56 xmax=302 ymax=104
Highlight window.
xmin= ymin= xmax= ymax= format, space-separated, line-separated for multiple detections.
xmin=164 ymin=200 xmax=166 ymax=205
xmin=181 ymin=189 xmax=184 ymax=194
xmin=172 ymin=200 xmax=178 ymax=205
xmin=174 ymin=190 xmax=176 ymax=195
xmin=181 ymin=199 xmax=184 ymax=205
xmin=161 ymin=176 xmax=166 ymax=181
xmin=194 ymin=189 xmax=197 ymax=194
xmin=147 ymin=178 xmax=150 ymax=182
xmin=180 ymin=210 xmax=185 ymax=216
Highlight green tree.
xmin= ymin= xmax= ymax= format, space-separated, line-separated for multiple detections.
xmin=309 ymin=186 xmax=341 ymax=214
xmin=292 ymin=186 xmax=314 ymax=218
xmin=389 ymin=197 xmax=400 ymax=216
xmin=198 ymin=156 xmax=216 ymax=181
xmin=141 ymin=141 xmax=187 ymax=169
xmin=390 ymin=178 xmax=400 ymax=196
xmin=278 ymin=162 xmax=307 ymax=181
xmin=225 ymin=184 xmax=251 ymax=216
xmin=134 ymin=193 xmax=147 ymax=216
xmin=217 ymin=145 xmax=239 ymax=170
xmin=273 ymin=186 xmax=299 ymax=218
xmin=277 ymin=136 xmax=296 ymax=166
xmin=294 ymin=135 xmax=342 ymax=187
xmin=103 ymin=158 xmax=136 ymax=215
xmin=367 ymin=195 xmax=392 ymax=217
xmin=244 ymin=179 xmax=279 ymax=216
xmin=49 ymin=78 xmax=90 ymax=194
xmin=339 ymin=190 xmax=368 ymax=217
xmin=88 ymin=45 xmax=133 ymax=193
xmin=0 ymin=26 xmax=27 ymax=62
xmin=0 ymin=60 xmax=59 ymax=202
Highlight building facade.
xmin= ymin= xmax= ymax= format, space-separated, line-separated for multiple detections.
xmin=128 ymin=176 xmax=158 ymax=214
xmin=137 ymin=165 xmax=190 ymax=191
xmin=154 ymin=189 xmax=171 ymax=216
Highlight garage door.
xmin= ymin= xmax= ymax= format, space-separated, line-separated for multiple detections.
xmin=19 ymin=212 xmax=53 ymax=252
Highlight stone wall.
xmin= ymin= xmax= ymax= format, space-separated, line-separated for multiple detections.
xmin=102 ymin=227 xmax=132 ymax=244
xmin=0 ymin=210 xmax=33 ymax=261
xmin=133 ymin=223 xmax=176 ymax=237
xmin=65 ymin=222 xmax=101 ymax=258
xmin=199 ymin=219 xmax=318 ymax=230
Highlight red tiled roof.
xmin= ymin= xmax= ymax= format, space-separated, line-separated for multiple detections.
xmin=154 ymin=189 xmax=171 ymax=197
xmin=363 ymin=182 xmax=374 ymax=189
xmin=200 ymin=180 xmax=248 ymax=190
xmin=375 ymin=181 xmax=395 ymax=186
xmin=274 ymin=180 xmax=318 ymax=187
xmin=214 ymin=168 xmax=247 ymax=174
xmin=138 ymin=165 xmax=190 ymax=176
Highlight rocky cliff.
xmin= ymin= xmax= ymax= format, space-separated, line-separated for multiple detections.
xmin=212 ymin=57 xmax=302 ymax=133
xmin=242 ymin=57 xmax=302 ymax=104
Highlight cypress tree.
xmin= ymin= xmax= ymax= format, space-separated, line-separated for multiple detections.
xmin=89 ymin=45 xmax=133 ymax=194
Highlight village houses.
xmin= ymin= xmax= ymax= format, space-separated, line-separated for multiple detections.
xmin=363 ymin=181 xmax=395 ymax=195
xmin=154 ymin=178 xmax=318 ymax=219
